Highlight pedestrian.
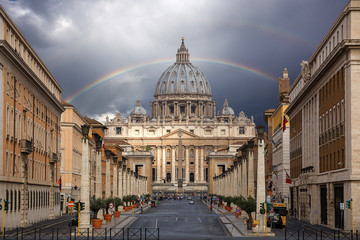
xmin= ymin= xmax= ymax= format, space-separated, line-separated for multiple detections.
xmin=210 ymin=205 xmax=213 ymax=211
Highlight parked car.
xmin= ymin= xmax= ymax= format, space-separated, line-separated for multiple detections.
xmin=187 ymin=197 xmax=192 ymax=200
xmin=189 ymin=200 xmax=194 ymax=204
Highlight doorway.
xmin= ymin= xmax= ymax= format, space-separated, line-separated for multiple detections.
xmin=334 ymin=184 xmax=344 ymax=229
xmin=320 ymin=185 xmax=327 ymax=225
xmin=166 ymin=173 xmax=171 ymax=182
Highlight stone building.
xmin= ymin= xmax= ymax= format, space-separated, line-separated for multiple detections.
xmin=286 ymin=0 xmax=360 ymax=230
xmin=0 ymin=5 xmax=63 ymax=229
xmin=105 ymin=39 xmax=256 ymax=194
xmin=268 ymin=69 xmax=290 ymax=204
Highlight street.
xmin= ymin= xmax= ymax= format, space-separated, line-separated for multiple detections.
xmin=129 ymin=197 xmax=229 ymax=240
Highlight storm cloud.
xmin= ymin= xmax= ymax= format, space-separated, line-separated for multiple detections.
xmin=1 ymin=0 xmax=348 ymax=124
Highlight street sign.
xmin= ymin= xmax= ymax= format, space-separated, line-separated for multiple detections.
xmin=109 ymin=202 xmax=114 ymax=210
xmin=340 ymin=203 xmax=345 ymax=210
xmin=68 ymin=201 xmax=74 ymax=207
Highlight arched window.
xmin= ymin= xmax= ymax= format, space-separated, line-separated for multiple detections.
xmin=190 ymin=173 xmax=194 ymax=182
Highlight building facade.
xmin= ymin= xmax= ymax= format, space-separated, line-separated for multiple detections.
xmin=105 ymin=39 xmax=256 ymax=194
xmin=286 ymin=0 xmax=360 ymax=230
xmin=0 ymin=6 xmax=63 ymax=229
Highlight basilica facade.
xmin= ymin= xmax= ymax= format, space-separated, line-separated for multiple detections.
xmin=105 ymin=39 xmax=255 ymax=194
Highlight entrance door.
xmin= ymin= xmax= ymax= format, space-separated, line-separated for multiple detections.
xmin=334 ymin=185 xmax=344 ymax=229
xmin=166 ymin=173 xmax=171 ymax=182
xmin=320 ymin=186 xmax=327 ymax=224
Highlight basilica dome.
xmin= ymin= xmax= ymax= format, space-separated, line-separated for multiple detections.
xmin=218 ymin=99 xmax=235 ymax=116
xmin=154 ymin=38 xmax=212 ymax=97
xmin=130 ymin=99 xmax=147 ymax=115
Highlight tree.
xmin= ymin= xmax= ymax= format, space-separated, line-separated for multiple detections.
xmin=224 ymin=196 xmax=233 ymax=206
xmin=242 ymin=196 xmax=256 ymax=219
xmin=90 ymin=197 xmax=105 ymax=219
xmin=114 ymin=197 xmax=123 ymax=211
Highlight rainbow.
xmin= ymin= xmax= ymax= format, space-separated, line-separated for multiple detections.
xmin=64 ymin=57 xmax=277 ymax=103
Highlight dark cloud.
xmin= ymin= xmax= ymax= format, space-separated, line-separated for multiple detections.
xmin=0 ymin=0 xmax=348 ymax=124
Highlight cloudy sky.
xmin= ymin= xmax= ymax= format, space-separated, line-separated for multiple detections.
xmin=1 ymin=0 xmax=348 ymax=125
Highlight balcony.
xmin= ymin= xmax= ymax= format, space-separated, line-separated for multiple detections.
xmin=20 ymin=139 xmax=33 ymax=154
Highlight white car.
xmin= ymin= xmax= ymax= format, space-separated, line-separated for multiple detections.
xmin=187 ymin=197 xmax=192 ymax=200
xmin=189 ymin=200 xmax=194 ymax=204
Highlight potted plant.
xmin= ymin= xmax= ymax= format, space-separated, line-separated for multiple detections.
xmin=114 ymin=197 xmax=123 ymax=218
xmin=90 ymin=197 xmax=105 ymax=228
xmin=241 ymin=196 xmax=256 ymax=230
xmin=224 ymin=196 xmax=233 ymax=212
xmin=123 ymin=195 xmax=130 ymax=211
xmin=103 ymin=197 xmax=114 ymax=222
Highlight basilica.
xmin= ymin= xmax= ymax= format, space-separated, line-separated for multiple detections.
xmin=105 ymin=39 xmax=256 ymax=194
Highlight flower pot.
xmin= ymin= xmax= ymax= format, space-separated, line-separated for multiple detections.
xmin=227 ymin=206 xmax=232 ymax=212
xmin=92 ymin=219 xmax=103 ymax=229
xmin=114 ymin=211 xmax=121 ymax=218
xmin=104 ymin=214 xmax=112 ymax=222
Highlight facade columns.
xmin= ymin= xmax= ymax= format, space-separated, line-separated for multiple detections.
xmin=195 ymin=147 xmax=199 ymax=183
xmin=157 ymin=147 xmax=161 ymax=183
xmin=105 ymin=158 xmax=111 ymax=198
xmin=118 ymin=167 xmax=123 ymax=198
xmin=256 ymin=139 xmax=266 ymax=232
xmin=185 ymin=146 xmax=189 ymax=183
xmin=95 ymin=151 xmax=102 ymax=199
xmin=123 ymin=166 xmax=127 ymax=196
xmin=200 ymin=147 xmax=204 ymax=182
xmin=113 ymin=162 xmax=118 ymax=196
xmin=80 ymin=138 xmax=90 ymax=228
xmin=162 ymin=146 xmax=166 ymax=181
xmin=126 ymin=168 xmax=131 ymax=196
xmin=248 ymin=149 xmax=254 ymax=197
xmin=20 ymin=150 xmax=30 ymax=227
xmin=171 ymin=146 xmax=176 ymax=183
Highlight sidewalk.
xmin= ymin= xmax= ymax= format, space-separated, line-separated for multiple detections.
xmin=203 ymin=200 xmax=275 ymax=237
xmin=102 ymin=203 xmax=151 ymax=229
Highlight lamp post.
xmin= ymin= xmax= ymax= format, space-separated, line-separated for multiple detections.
xmin=80 ymin=124 xmax=91 ymax=228
xmin=255 ymin=125 xmax=266 ymax=234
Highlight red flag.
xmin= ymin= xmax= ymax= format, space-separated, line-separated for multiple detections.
xmin=57 ymin=177 xmax=62 ymax=192
xmin=283 ymin=115 xmax=288 ymax=132
xmin=286 ymin=173 xmax=292 ymax=184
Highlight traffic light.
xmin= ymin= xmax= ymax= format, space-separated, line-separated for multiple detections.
xmin=4 ymin=200 xmax=10 ymax=211
xmin=266 ymin=202 xmax=271 ymax=213
xmin=346 ymin=199 xmax=352 ymax=209
xmin=80 ymin=202 xmax=85 ymax=211
xmin=74 ymin=201 xmax=79 ymax=212
xmin=260 ymin=202 xmax=265 ymax=214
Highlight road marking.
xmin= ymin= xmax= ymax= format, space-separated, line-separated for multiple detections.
xmin=197 ymin=218 xmax=202 ymax=222
xmin=155 ymin=218 xmax=158 ymax=228
xmin=176 ymin=217 xmax=178 ymax=222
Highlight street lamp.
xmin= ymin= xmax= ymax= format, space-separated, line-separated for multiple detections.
xmin=81 ymin=124 xmax=90 ymax=138
xmin=94 ymin=134 xmax=102 ymax=150
xmin=256 ymin=125 xmax=265 ymax=138
xmin=105 ymin=149 xmax=112 ymax=158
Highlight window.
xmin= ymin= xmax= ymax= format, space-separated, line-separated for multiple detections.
xmin=239 ymin=127 xmax=245 ymax=134
xmin=148 ymin=130 xmax=155 ymax=135
xmin=190 ymin=129 xmax=194 ymax=134
xmin=180 ymin=106 xmax=185 ymax=114
xmin=221 ymin=129 xmax=225 ymax=135
xmin=166 ymin=130 xmax=170 ymax=133
xmin=191 ymin=106 xmax=196 ymax=114
xmin=190 ymin=149 xmax=194 ymax=158
xmin=116 ymin=127 xmax=122 ymax=135
xmin=169 ymin=106 xmax=174 ymax=114
xmin=135 ymin=129 xmax=139 ymax=135
xmin=205 ymin=129 xmax=211 ymax=135
xmin=167 ymin=149 xmax=171 ymax=158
